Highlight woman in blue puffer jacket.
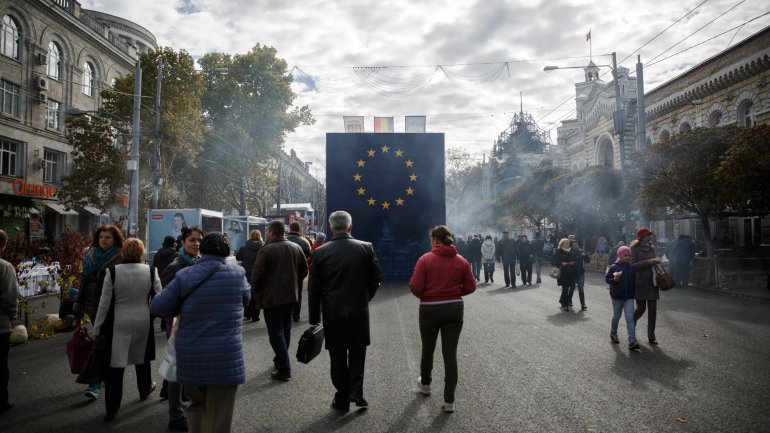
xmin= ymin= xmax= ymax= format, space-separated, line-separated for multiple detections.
xmin=605 ymin=246 xmax=639 ymax=351
xmin=151 ymin=232 xmax=250 ymax=433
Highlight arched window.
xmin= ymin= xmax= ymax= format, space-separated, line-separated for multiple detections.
xmin=82 ymin=62 xmax=95 ymax=96
xmin=660 ymin=130 xmax=670 ymax=142
xmin=679 ymin=123 xmax=691 ymax=133
xmin=709 ymin=111 xmax=722 ymax=126
xmin=598 ymin=138 xmax=614 ymax=168
xmin=738 ymin=101 xmax=755 ymax=128
xmin=48 ymin=42 xmax=62 ymax=80
xmin=1 ymin=15 xmax=20 ymax=60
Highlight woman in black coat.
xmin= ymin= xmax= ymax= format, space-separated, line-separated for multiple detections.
xmin=554 ymin=238 xmax=576 ymax=311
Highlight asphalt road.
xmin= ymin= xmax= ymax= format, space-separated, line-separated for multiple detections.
xmin=1 ymin=271 xmax=769 ymax=433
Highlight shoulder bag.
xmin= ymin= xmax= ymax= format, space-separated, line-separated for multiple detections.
xmin=655 ymin=263 xmax=676 ymax=291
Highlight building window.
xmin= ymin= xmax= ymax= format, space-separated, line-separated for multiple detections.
xmin=660 ymin=130 xmax=670 ymax=141
xmin=0 ymin=139 xmax=19 ymax=176
xmin=83 ymin=62 xmax=95 ymax=96
xmin=48 ymin=41 xmax=62 ymax=80
xmin=1 ymin=15 xmax=20 ymax=60
xmin=1 ymin=80 xmax=20 ymax=117
xmin=679 ymin=123 xmax=691 ymax=133
xmin=43 ymin=149 xmax=63 ymax=183
xmin=738 ymin=101 xmax=755 ymax=128
xmin=46 ymin=99 xmax=60 ymax=130
xmin=709 ymin=111 xmax=722 ymax=126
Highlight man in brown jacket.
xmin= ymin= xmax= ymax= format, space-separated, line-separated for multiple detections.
xmin=252 ymin=220 xmax=308 ymax=381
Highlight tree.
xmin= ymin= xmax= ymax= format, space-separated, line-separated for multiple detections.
xmin=557 ymin=166 xmax=623 ymax=242
xmin=59 ymin=113 xmax=128 ymax=210
xmin=716 ymin=124 xmax=770 ymax=216
xmin=632 ymin=126 xmax=739 ymax=254
xmin=499 ymin=161 xmax=561 ymax=229
xmin=194 ymin=44 xmax=314 ymax=215
xmin=445 ymin=148 xmax=484 ymax=232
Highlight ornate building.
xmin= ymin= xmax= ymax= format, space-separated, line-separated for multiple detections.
xmin=0 ymin=0 xmax=156 ymax=239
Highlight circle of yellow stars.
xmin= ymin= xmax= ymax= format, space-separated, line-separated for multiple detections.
xmin=352 ymin=144 xmax=417 ymax=210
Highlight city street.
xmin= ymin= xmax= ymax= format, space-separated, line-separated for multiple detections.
xmin=1 ymin=271 xmax=769 ymax=433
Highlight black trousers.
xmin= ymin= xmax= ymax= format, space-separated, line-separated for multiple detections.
xmin=0 ymin=332 xmax=9 ymax=405
xmin=105 ymin=362 xmax=152 ymax=414
xmin=502 ymin=262 xmax=516 ymax=285
xmin=519 ymin=262 xmax=532 ymax=284
xmin=633 ymin=300 xmax=657 ymax=339
xmin=328 ymin=346 xmax=366 ymax=401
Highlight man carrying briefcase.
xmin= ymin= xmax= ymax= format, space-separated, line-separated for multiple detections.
xmin=309 ymin=211 xmax=382 ymax=413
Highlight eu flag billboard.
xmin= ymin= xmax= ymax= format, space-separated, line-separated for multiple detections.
xmin=326 ymin=133 xmax=446 ymax=281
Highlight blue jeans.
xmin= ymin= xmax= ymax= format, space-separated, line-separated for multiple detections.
xmin=611 ymin=299 xmax=636 ymax=343
xmin=264 ymin=304 xmax=294 ymax=375
xmin=568 ymin=273 xmax=586 ymax=307
xmin=471 ymin=260 xmax=481 ymax=280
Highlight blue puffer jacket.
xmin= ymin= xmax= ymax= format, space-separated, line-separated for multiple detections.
xmin=605 ymin=260 xmax=635 ymax=300
xmin=150 ymin=255 xmax=251 ymax=386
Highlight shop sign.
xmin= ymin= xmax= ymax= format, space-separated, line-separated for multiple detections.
xmin=12 ymin=178 xmax=57 ymax=199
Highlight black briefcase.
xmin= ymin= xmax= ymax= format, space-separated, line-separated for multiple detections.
xmin=296 ymin=325 xmax=324 ymax=364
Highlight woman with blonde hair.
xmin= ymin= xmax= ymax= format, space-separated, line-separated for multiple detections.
xmin=93 ymin=238 xmax=162 ymax=422
xmin=410 ymin=225 xmax=476 ymax=413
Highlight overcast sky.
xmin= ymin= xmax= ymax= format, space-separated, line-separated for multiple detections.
xmin=82 ymin=0 xmax=768 ymax=174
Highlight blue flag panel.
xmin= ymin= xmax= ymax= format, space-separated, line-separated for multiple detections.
xmin=325 ymin=133 xmax=446 ymax=281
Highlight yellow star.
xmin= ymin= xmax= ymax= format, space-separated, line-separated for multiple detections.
xmin=395 ymin=197 xmax=404 ymax=206
xmin=380 ymin=145 xmax=390 ymax=153
xmin=367 ymin=197 xmax=376 ymax=206
xmin=357 ymin=187 xmax=366 ymax=195
xmin=357 ymin=159 xmax=366 ymax=167
xmin=405 ymin=160 xmax=414 ymax=167
xmin=409 ymin=173 xmax=418 ymax=181
xmin=394 ymin=149 xmax=403 ymax=157
xmin=381 ymin=201 xmax=390 ymax=209
xmin=353 ymin=173 xmax=362 ymax=181
xmin=406 ymin=187 xmax=414 ymax=196
xmin=367 ymin=149 xmax=376 ymax=157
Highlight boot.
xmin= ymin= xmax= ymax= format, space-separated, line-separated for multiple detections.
xmin=579 ymin=292 xmax=587 ymax=310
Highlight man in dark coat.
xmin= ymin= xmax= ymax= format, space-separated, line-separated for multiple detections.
xmin=455 ymin=236 xmax=467 ymax=258
xmin=496 ymin=231 xmax=519 ymax=287
xmin=236 ymin=230 xmax=264 ymax=322
xmin=669 ymin=235 xmax=695 ymax=288
xmin=531 ymin=231 xmax=545 ymax=283
xmin=467 ymin=235 xmax=483 ymax=282
xmin=518 ymin=235 xmax=535 ymax=285
xmin=287 ymin=221 xmax=312 ymax=322
xmin=152 ymin=236 xmax=178 ymax=276
xmin=309 ymin=210 xmax=382 ymax=412
xmin=252 ymin=221 xmax=308 ymax=381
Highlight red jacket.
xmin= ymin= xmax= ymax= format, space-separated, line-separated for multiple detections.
xmin=409 ymin=245 xmax=476 ymax=302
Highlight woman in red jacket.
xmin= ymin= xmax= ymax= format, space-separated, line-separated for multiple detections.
xmin=409 ymin=225 xmax=476 ymax=414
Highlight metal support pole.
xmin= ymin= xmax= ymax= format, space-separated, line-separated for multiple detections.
xmin=151 ymin=57 xmax=162 ymax=209
xmin=611 ymin=52 xmax=626 ymax=171
xmin=636 ymin=55 xmax=646 ymax=149
xmin=128 ymin=60 xmax=142 ymax=238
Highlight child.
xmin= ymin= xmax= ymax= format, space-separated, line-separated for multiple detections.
xmin=605 ymin=246 xmax=639 ymax=351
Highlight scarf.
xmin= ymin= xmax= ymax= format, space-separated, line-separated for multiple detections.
xmin=561 ymin=247 xmax=571 ymax=253
xmin=82 ymin=246 xmax=118 ymax=277
xmin=178 ymin=247 xmax=200 ymax=266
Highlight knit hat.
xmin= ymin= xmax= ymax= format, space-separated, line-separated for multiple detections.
xmin=636 ymin=227 xmax=653 ymax=239
xmin=617 ymin=246 xmax=631 ymax=257
xmin=162 ymin=235 xmax=176 ymax=247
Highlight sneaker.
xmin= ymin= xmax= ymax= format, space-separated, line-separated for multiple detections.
xmin=84 ymin=386 xmax=100 ymax=400
xmin=442 ymin=402 xmax=455 ymax=413
xmin=271 ymin=370 xmax=292 ymax=381
xmin=610 ymin=334 xmax=620 ymax=344
xmin=629 ymin=342 xmax=641 ymax=352
xmin=350 ymin=396 xmax=368 ymax=409
xmin=417 ymin=377 xmax=431 ymax=395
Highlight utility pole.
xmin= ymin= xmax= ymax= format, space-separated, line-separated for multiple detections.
xmin=636 ymin=55 xmax=646 ymax=149
xmin=151 ymin=56 xmax=162 ymax=209
xmin=128 ymin=60 xmax=142 ymax=237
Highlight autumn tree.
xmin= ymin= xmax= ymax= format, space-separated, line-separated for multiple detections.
xmin=499 ymin=161 xmax=562 ymax=229
xmin=716 ymin=124 xmax=770 ymax=216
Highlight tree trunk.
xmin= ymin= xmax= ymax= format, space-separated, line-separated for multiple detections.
xmin=700 ymin=215 xmax=714 ymax=257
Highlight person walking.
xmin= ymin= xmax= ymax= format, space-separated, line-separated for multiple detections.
xmin=158 ymin=226 xmax=204 ymax=431
xmin=467 ymin=235 xmax=482 ymax=282
xmin=287 ymin=222 xmax=312 ymax=322
xmin=150 ymin=233 xmax=250 ymax=433
xmin=455 ymin=235 xmax=467 ymax=258
xmin=568 ymin=240 xmax=591 ymax=310
xmin=309 ymin=211 xmax=382 ymax=412
xmin=236 ymin=230 xmax=264 ymax=322
xmin=531 ymin=231 xmax=545 ymax=284
xmin=152 ymin=236 xmax=178 ymax=276
xmin=409 ymin=225 xmax=475 ymax=413
xmin=0 ymin=230 xmax=19 ymax=413
xmin=631 ymin=228 xmax=662 ymax=345
xmin=480 ymin=235 xmax=496 ymax=284
xmin=252 ymin=221 xmax=308 ymax=381
xmin=518 ymin=235 xmax=534 ymax=285
xmin=495 ymin=231 xmax=518 ymax=288
xmin=93 ymin=239 xmax=161 ymax=422
xmin=76 ymin=224 xmax=124 ymax=400
xmin=554 ymin=238 xmax=576 ymax=312
xmin=606 ymin=246 xmax=639 ymax=351
xmin=608 ymin=241 xmax=625 ymax=267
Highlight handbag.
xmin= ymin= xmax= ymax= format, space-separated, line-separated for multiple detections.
xmin=66 ymin=324 xmax=94 ymax=374
xmin=655 ymin=263 xmax=676 ymax=291
xmin=549 ymin=267 xmax=561 ymax=279
xmin=296 ymin=324 xmax=324 ymax=364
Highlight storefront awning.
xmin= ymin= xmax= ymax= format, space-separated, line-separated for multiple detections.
xmin=81 ymin=206 xmax=103 ymax=216
xmin=46 ymin=203 xmax=79 ymax=216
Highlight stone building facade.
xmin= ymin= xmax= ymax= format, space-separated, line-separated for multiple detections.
xmin=0 ymin=0 xmax=155 ymax=240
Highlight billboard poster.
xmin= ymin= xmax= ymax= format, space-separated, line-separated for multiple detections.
xmin=224 ymin=217 xmax=247 ymax=252
xmin=147 ymin=209 xmax=199 ymax=255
